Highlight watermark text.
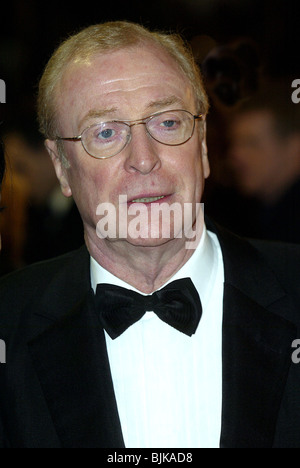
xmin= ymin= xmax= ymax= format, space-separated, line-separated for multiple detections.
xmin=291 ymin=79 xmax=300 ymax=104
xmin=0 ymin=79 xmax=5 ymax=103
xmin=96 ymin=196 xmax=204 ymax=249
xmin=0 ymin=339 xmax=6 ymax=364
xmin=291 ymin=339 xmax=300 ymax=364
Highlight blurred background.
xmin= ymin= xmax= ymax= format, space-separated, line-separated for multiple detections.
xmin=0 ymin=0 xmax=300 ymax=274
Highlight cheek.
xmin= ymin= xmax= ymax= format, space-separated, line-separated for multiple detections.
xmin=67 ymin=154 xmax=121 ymax=207
xmin=173 ymin=143 xmax=204 ymax=193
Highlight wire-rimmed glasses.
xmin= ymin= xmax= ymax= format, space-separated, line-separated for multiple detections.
xmin=55 ymin=109 xmax=203 ymax=160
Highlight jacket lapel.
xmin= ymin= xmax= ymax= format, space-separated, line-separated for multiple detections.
xmin=27 ymin=246 xmax=124 ymax=448
xmin=221 ymin=283 xmax=296 ymax=447
xmin=212 ymin=223 xmax=297 ymax=448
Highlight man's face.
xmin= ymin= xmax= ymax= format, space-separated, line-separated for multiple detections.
xmin=48 ymin=44 xmax=209 ymax=248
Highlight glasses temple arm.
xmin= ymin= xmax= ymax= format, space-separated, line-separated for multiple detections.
xmin=55 ymin=136 xmax=81 ymax=142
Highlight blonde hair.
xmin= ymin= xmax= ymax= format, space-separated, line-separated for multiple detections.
xmin=38 ymin=21 xmax=209 ymax=141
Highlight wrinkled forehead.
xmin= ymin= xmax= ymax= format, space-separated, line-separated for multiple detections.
xmin=61 ymin=44 xmax=191 ymax=93
xmin=56 ymin=45 xmax=196 ymax=130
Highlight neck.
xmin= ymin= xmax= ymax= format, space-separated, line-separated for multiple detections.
xmin=85 ymin=220 xmax=204 ymax=294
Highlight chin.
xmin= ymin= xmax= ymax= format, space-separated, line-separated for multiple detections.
xmin=124 ymin=236 xmax=176 ymax=249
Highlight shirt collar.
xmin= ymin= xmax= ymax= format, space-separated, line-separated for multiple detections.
xmin=90 ymin=224 xmax=217 ymax=307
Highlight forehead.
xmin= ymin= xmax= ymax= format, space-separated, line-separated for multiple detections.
xmin=56 ymin=44 xmax=195 ymax=130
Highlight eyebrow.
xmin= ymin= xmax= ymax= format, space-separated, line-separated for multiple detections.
xmin=78 ymin=96 xmax=185 ymax=132
xmin=145 ymin=96 xmax=185 ymax=111
xmin=78 ymin=107 xmax=118 ymax=132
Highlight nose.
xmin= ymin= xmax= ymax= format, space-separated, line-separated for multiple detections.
xmin=123 ymin=124 xmax=162 ymax=175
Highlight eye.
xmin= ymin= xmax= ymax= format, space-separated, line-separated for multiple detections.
xmin=152 ymin=112 xmax=183 ymax=132
xmin=161 ymin=119 xmax=177 ymax=128
xmin=96 ymin=128 xmax=116 ymax=140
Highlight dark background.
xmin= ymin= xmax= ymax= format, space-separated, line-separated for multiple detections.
xmin=1 ymin=0 xmax=299 ymax=119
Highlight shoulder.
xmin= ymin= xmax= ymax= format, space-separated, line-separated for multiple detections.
xmin=249 ymin=238 xmax=300 ymax=267
xmin=249 ymin=238 xmax=300 ymax=298
xmin=208 ymin=217 xmax=300 ymax=280
xmin=0 ymin=249 xmax=78 ymax=290
xmin=207 ymin=218 xmax=300 ymax=310
xmin=0 ymin=246 xmax=89 ymax=313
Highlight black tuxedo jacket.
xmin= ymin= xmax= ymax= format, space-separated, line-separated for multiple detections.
xmin=1 ymin=223 xmax=300 ymax=448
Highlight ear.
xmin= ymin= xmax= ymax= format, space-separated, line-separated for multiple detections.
xmin=201 ymin=120 xmax=210 ymax=179
xmin=45 ymin=140 xmax=72 ymax=198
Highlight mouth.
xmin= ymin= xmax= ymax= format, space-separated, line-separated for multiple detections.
xmin=130 ymin=195 xmax=166 ymax=203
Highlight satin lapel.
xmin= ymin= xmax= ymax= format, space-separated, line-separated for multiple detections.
xmin=207 ymin=221 xmax=297 ymax=447
xmin=28 ymin=288 xmax=124 ymax=448
xmin=220 ymin=283 xmax=296 ymax=448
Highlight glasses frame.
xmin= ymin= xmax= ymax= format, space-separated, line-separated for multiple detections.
xmin=55 ymin=109 xmax=204 ymax=160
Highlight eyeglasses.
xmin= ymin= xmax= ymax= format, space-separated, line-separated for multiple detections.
xmin=55 ymin=109 xmax=203 ymax=160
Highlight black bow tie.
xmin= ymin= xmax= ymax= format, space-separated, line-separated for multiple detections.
xmin=95 ymin=278 xmax=202 ymax=339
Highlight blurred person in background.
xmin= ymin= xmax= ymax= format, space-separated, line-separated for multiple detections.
xmin=196 ymin=37 xmax=261 ymax=202
xmin=0 ymin=137 xmax=29 ymax=273
xmin=0 ymin=141 xmax=5 ymax=236
xmin=206 ymin=85 xmax=300 ymax=243
xmin=0 ymin=119 xmax=83 ymax=272
xmin=200 ymin=38 xmax=260 ymax=111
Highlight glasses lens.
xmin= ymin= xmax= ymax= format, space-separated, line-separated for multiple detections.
xmin=147 ymin=110 xmax=194 ymax=146
xmin=82 ymin=122 xmax=129 ymax=159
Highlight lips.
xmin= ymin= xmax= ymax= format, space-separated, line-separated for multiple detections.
xmin=131 ymin=195 xmax=166 ymax=203
xmin=125 ymin=191 xmax=174 ymax=206
xmin=127 ymin=192 xmax=173 ymax=204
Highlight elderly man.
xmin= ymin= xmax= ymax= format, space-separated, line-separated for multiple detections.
xmin=0 ymin=21 xmax=300 ymax=449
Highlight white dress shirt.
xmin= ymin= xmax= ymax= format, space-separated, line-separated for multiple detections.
xmin=90 ymin=226 xmax=224 ymax=448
